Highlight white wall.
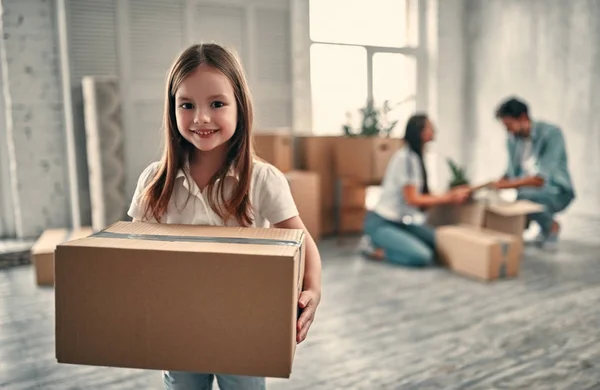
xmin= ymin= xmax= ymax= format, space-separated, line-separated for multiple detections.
xmin=464 ymin=0 xmax=600 ymax=216
xmin=0 ymin=0 xmax=71 ymax=238
xmin=432 ymin=0 xmax=467 ymax=192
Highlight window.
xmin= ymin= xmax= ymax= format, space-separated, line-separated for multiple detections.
xmin=310 ymin=0 xmax=411 ymax=48
xmin=372 ymin=53 xmax=417 ymax=137
xmin=309 ymin=0 xmax=419 ymax=136
xmin=310 ymin=44 xmax=367 ymax=135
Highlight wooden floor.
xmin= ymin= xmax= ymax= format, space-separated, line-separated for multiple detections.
xmin=1 ymin=215 xmax=600 ymax=389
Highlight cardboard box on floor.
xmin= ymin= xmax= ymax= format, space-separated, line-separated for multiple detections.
xmin=285 ymin=170 xmax=321 ymax=242
xmin=430 ymin=198 xmax=543 ymax=281
xmin=253 ymin=131 xmax=293 ymax=173
xmin=436 ymin=225 xmax=523 ymax=281
xmin=30 ymin=227 xmax=94 ymax=286
xmin=55 ymin=222 xmax=305 ymax=378
xmin=334 ymin=137 xmax=403 ymax=183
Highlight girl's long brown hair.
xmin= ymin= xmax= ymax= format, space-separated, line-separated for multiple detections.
xmin=141 ymin=43 xmax=255 ymax=226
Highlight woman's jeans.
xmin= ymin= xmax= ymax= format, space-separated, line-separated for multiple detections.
xmin=363 ymin=211 xmax=436 ymax=267
xmin=163 ymin=371 xmax=265 ymax=390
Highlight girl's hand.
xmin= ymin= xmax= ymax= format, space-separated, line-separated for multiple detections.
xmin=297 ymin=289 xmax=320 ymax=344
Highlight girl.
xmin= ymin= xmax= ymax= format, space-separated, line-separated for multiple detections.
xmin=361 ymin=114 xmax=472 ymax=267
xmin=127 ymin=43 xmax=322 ymax=390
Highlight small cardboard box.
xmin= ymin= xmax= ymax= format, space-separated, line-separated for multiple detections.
xmin=30 ymin=227 xmax=94 ymax=286
xmin=296 ymin=136 xmax=338 ymax=209
xmin=334 ymin=137 xmax=403 ymax=183
xmin=436 ymin=225 xmax=523 ymax=281
xmin=253 ymin=132 xmax=293 ymax=173
xmin=55 ymin=222 xmax=306 ymax=378
xmin=286 ymin=170 xmax=321 ymax=242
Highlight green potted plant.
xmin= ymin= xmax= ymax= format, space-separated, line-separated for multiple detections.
xmin=447 ymin=158 xmax=470 ymax=188
xmin=342 ymin=99 xmax=398 ymax=137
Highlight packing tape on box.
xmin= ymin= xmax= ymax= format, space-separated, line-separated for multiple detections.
xmin=90 ymin=230 xmax=305 ymax=286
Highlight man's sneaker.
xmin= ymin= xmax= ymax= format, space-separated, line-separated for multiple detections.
xmin=533 ymin=231 xmax=559 ymax=250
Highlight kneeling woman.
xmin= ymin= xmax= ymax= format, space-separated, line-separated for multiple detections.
xmin=363 ymin=114 xmax=471 ymax=267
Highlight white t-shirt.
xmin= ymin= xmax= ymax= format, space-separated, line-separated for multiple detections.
xmin=373 ymin=147 xmax=426 ymax=225
xmin=127 ymin=159 xmax=299 ymax=227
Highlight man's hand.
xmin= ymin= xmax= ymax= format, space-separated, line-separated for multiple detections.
xmin=297 ymin=289 xmax=320 ymax=344
xmin=492 ymin=176 xmax=543 ymax=190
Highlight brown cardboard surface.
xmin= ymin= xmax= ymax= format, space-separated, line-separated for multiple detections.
xmin=340 ymin=181 xmax=367 ymax=209
xmin=286 ymin=170 xmax=321 ymax=242
xmin=55 ymin=222 xmax=305 ymax=378
xmin=428 ymin=199 xmax=543 ymax=237
xmin=436 ymin=224 xmax=522 ymax=281
xmin=339 ymin=207 xmax=366 ymax=234
xmin=253 ymin=132 xmax=293 ymax=173
xmin=321 ymin=207 xmax=335 ymax=236
xmin=30 ymin=227 xmax=93 ymax=286
xmin=334 ymin=137 xmax=403 ymax=183
xmin=296 ymin=136 xmax=338 ymax=208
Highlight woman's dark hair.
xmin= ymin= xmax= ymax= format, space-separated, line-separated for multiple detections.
xmin=404 ymin=114 xmax=429 ymax=194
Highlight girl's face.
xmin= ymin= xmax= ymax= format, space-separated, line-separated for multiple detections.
xmin=175 ymin=64 xmax=238 ymax=154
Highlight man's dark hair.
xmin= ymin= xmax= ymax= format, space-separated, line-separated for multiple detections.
xmin=495 ymin=97 xmax=529 ymax=119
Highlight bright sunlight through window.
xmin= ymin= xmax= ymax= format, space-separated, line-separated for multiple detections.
xmin=309 ymin=44 xmax=367 ymax=135
xmin=309 ymin=0 xmax=418 ymax=136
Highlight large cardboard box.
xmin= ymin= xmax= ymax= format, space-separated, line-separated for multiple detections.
xmin=55 ymin=222 xmax=306 ymax=378
xmin=253 ymin=132 xmax=293 ymax=173
xmin=437 ymin=225 xmax=523 ymax=281
xmin=430 ymin=198 xmax=543 ymax=281
xmin=286 ymin=170 xmax=321 ymax=242
xmin=428 ymin=199 xmax=544 ymax=238
xmin=334 ymin=137 xmax=403 ymax=183
xmin=30 ymin=227 xmax=94 ymax=286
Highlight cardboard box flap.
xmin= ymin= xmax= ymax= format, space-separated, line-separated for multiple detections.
xmin=438 ymin=225 xmax=505 ymax=246
xmin=68 ymin=227 xmax=95 ymax=241
xmin=486 ymin=200 xmax=544 ymax=217
xmin=60 ymin=222 xmax=304 ymax=258
xmin=31 ymin=229 xmax=70 ymax=255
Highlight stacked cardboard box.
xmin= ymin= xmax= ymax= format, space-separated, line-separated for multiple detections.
xmin=296 ymin=136 xmax=338 ymax=236
xmin=429 ymin=198 xmax=543 ymax=281
xmin=334 ymin=137 xmax=403 ymax=183
xmin=253 ymin=132 xmax=293 ymax=173
xmin=285 ymin=170 xmax=321 ymax=242
xmin=337 ymin=180 xmax=367 ymax=234
xmin=30 ymin=227 xmax=94 ymax=286
xmin=55 ymin=221 xmax=305 ymax=378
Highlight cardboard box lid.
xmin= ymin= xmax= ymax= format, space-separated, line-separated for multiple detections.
xmin=486 ymin=200 xmax=544 ymax=217
xmin=31 ymin=229 xmax=69 ymax=255
xmin=61 ymin=222 xmax=304 ymax=258
xmin=31 ymin=227 xmax=96 ymax=255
